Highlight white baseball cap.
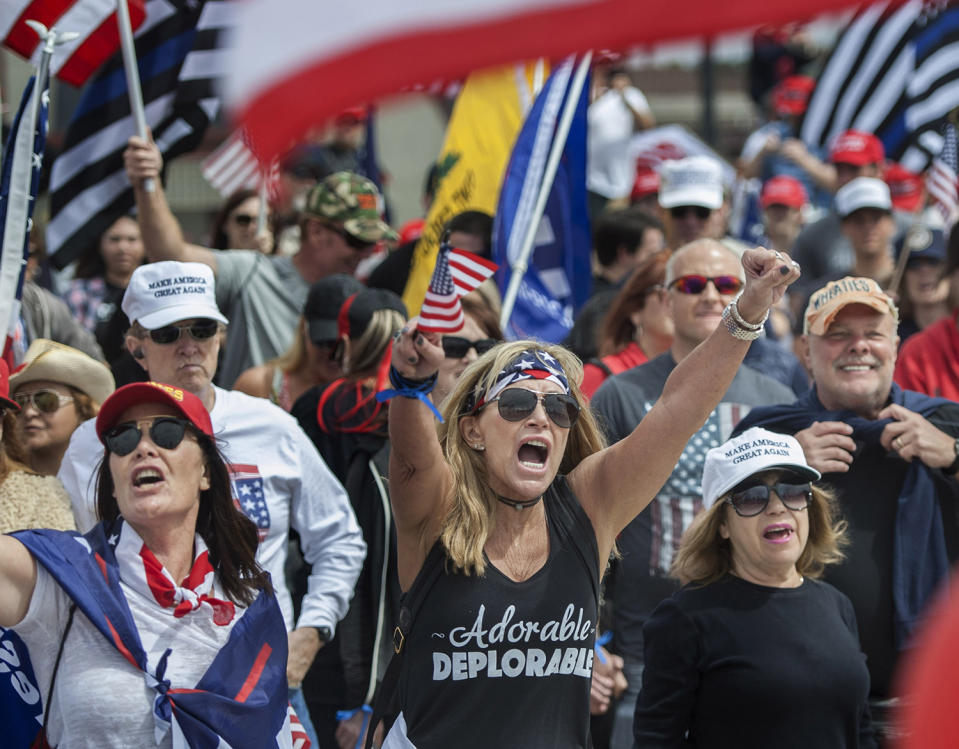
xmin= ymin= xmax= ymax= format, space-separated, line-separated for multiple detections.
xmin=122 ymin=261 xmax=228 ymax=330
xmin=658 ymin=156 xmax=724 ymax=211
xmin=835 ymin=177 xmax=892 ymax=218
xmin=701 ymin=427 xmax=820 ymax=510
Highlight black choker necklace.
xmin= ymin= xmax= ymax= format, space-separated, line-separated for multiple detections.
xmin=496 ymin=494 xmax=543 ymax=511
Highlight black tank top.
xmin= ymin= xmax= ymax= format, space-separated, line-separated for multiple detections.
xmin=391 ymin=476 xmax=600 ymax=748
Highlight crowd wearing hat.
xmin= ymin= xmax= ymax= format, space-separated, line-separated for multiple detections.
xmin=5 ymin=34 xmax=959 ymax=749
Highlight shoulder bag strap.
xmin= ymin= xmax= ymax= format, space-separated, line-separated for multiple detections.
xmin=32 ymin=603 xmax=77 ymax=749
xmin=364 ymin=542 xmax=446 ymax=749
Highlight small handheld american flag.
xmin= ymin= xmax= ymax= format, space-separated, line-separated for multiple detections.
xmin=927 ymin=121 xmax=959 ymax=230
xmin=417 ymin=239 xmax=497 ymax=334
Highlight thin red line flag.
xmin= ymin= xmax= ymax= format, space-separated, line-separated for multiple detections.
xmin=418 ymin=240 xmax=497 ymax=334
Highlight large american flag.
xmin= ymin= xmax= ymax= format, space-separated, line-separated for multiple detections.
xmin=927 ymin=121 xmax=959 ymax=229
xmin=417 ymin=241 xmax=497 ymax=334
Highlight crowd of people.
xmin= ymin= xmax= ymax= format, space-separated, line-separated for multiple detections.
xmin=2 ymin=37 xmax=958 ymax=749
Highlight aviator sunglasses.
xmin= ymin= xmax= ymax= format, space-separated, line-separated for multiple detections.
xmin=668 ymin=274 xmax=744 ymax=295
xmin=14 ymin=389 xmax=74 ymax=414
xmin=104 ymin=416 xmax=194 ymax=456
xmin=725 ymin=477 xmax=813 ymax=517
xmin=148 ymin=319 xmax=220 ymax=345
xmin=484 ymin=388 xmax=581 ymax=429
xmin=442 ymin=336 xmax=498 ymax=359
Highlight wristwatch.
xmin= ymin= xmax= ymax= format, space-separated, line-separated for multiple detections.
xmin=314 ymin=626 xmax=333 ymax=645
xmin=947 ymin=438 xmax=959 ymax=475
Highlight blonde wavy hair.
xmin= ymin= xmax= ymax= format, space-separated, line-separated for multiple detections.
xmin=436 ymin=340 xmax=605 ymax=576
xmin=670 ymin=481 xmax=848 ymax=586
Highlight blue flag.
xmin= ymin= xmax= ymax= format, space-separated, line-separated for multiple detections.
xmin=0 ymin=72 xmax=49 ymax=362
xmin=494 ymin=57 xmax=591 ymax=343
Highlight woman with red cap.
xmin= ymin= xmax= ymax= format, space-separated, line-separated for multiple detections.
xmin=0 ymin=381 xmax=292 ymax=748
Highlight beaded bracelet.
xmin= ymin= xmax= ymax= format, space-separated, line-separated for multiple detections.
xmin=376 ymin=366 xmax=444 ymax=422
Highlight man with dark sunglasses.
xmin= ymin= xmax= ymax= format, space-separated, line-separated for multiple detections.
xmin=124 ymin=136 xmax=396 ymax=388
xmin=591 ymin=238 xmax=797 ymax=749
xmin=732 ymin=277 xmax=959 ymax=743
xmin=59 ymin=261 xmax=365 ymax=746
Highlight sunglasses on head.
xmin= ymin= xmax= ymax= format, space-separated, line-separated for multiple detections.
xmin=668 ymin=274 xmax=743 ymax=295
xmin=442 ymin=336 xmax=498 ymax=359
xmin=232 ymin=213 xmax=256 ymax=227
xmin=104 ymin=416 xmax=195 ymax=456
xmin=148 ymin=319 xmax=220 ymax=345
xmin=670 ymin=205 xmax=712 ymax=220
xmin=484 ymin=388 xmax=580 ymax=429
xmin=14 ymin=389 xmax=75 ymax=414
xmin=725 ymin=477 xmax=813 ymax=517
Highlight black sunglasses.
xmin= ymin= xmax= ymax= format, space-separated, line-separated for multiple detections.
xmin=148 ymin=319 xmax=220 ymax=345
xmin=670 ymin=205 xmax=712 ymax=220
xmin=326 ymin=223 xmax=376 ymax=252
xmin=725 ymin=478 xmax=813 ymax=517
xmin=485 ymin=388 xmax=580 ymax=429
xmin=232 ymin=213 xmax=256 ymax=227
xmin=668 ymin=274 xmax=743 ymax=295
xmin=104 ymin=416 xmax=194 ymax=456
xmin=442 ymin=336 xmax=498 ymax=359
xmin=14 ymin=389 xmax=74 ymax=414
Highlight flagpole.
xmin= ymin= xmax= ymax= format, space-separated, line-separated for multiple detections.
xmin=500 ymin=51 xmax=592 ymax=332
xmin=116 ymin=0 xmax=155 ymax=193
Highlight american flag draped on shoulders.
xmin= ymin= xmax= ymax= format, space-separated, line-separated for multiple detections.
xmin=10 ymin=521 xmax=295 ymax=748
xmin=417 ymin=239 xmax=497 ymax=334
xmin=0 ymin=70 xmax=49 ymax=367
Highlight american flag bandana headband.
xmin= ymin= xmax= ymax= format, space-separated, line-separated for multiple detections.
xmin=467 ymin=349 xmax=570 ymax=413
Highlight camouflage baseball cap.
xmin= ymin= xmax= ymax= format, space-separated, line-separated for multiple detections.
xmin=304 ymin=171 xmax=397 ymax=243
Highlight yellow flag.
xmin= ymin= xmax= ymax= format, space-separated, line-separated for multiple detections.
xmin=402 ymin=62 xmax=544 ymax=315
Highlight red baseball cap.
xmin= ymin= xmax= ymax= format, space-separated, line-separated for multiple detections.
xmin=398 ymin=218 xmax=426 ymax=245
xmin=829 ymin=130 xmax=884 ymax=166
xmin=0 ymin=360 xmax=19 ymax=412
xmin=96 ymin=381 xmax=214 ymax=444
xmin=334 ymin=106 xmax=368 ymax=126
xmin=630 ymin=164 xmax=661 ymax=202
xmin=760 ymin=175 xmax=808 ymax=209
xmin=772 ymin=75 xmax=815 ymax=116
xmin=884 ymin=162 xmax=923 ymax=212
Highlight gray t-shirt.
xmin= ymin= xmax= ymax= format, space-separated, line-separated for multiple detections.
xmin=591 ymin=353 xmax=795 ymax=659
xmin=213 ymin=250 xmax=309 ymax=388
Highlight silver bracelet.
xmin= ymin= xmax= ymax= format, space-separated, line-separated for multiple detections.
xmin=728 ymin=296 xmax=768 ymax=330
xmin=722 ymin=301 xmax=767 ymax=341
